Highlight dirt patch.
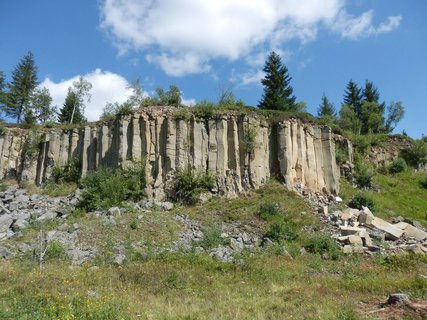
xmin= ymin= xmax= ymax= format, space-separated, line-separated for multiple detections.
xmin=359 ymin=298 xmax=427 ymax=319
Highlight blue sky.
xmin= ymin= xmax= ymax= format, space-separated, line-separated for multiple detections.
xmin=0 ymin=0 xmax=426 ymax=138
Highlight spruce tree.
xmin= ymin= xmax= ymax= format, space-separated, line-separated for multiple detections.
xmin=258 ymin=51 xmax=296 ymax=111
xmin=0 ymin=71 xmax=6 ymax=117
xmin=317 ymin=93 xmax=336 ymax=118
xmin=362 ymin=80 xmax=380 ymax=104
xmin=59 ymin=90 xmax=86 ymax=124
xmin=58 ymin=77 xmax=91 ymax=124
xmin=343 ymin=80 xmax=362 ymax=117
xmin=5 ymin=52 xmax=38 ymax=123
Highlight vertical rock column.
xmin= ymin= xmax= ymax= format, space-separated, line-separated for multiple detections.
xmin=248 ymin=118 xmax=269 ymax=189
xmin=277 ymin=121 xmax=293 ymax=187
xmin=303 ymin=126 xmax=319 ymax=189
xmin=321 ymin=126 xmax=339 ymax=194
xmin=81 ymin=126 xmax=92 ymax=176
xmin=175 ymin=119 xmax=189 ymax=170
xmin=192 ymin=119 xmax=208 ymax=170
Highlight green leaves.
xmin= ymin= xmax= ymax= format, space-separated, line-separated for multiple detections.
xmin=258 ymin=51 xmax=297 ymax=111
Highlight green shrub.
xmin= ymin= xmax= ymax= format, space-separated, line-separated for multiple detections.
xmin=354 ymin=161 xmax=375 ymax=188
xmin=79 ymin=162 xmax=146 ymax=211
xmin=402 ymin=139 xmax=427 ymax=168
xmin=172 ymin=107 xmax=192 ymax=121
xmin=348 ymin=194 xmax=375 ymax=211
xmin=172 ymin=166 xmax=215 ymax=204
xmin=0 ymin=182 xmax=7 ymax=192
xmin=420 ymin=176 xmax=427 ymax=189
xmin=335 ymin=146 xmax=349 ymax=165
xmin=23 ymin=131 xmax=45 ymax=157
xmin=0 ymin=124 xmax=6 ymax=136
xmin=199 ymin=223 xmax=225 ymax=250
xmin=265 ymin=221 xmax=298 ymax=242
xmin=388 ymin=158 xmax=407 ymax=174
xmin=51 ymin=157 xmax=82 ymax=184
xmin=305 ymin=234 xmax=341 ymax=260
xmin=44 ymin=120 xmax=56 ymax=128
xmin=242 ymin=126 xmax=257 ymax=154
xmin=258 ymin=202 xmax=280 ymax=220
xmin=193 ymin=100 xmax=218 ymax=119
xmin=44 ymin=241 xmax=69 ymax=261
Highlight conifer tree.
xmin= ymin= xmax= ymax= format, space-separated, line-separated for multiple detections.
xmin=58 ymin=76 xmax=91 ymax=124
xmin=258 ymin=51 xmax=296 ymax=111
xmin=59 ymin=90 xmax=86 ymax=124
xmin=317 ymin=93 xmax=336 ymax=118
xmin=343 ymin=80 xmax=362 ymax=117
xmin=0 ymin=71 xmax=6 ymax=117
xmin=4 ymin=52 xmax=38 ymax=123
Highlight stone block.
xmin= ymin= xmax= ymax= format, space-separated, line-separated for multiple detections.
xmin=340 ymin=226 xmax=366 ymax=236
xmin=370 ymin=217 xmax=404 ymax=241
xmin=393 ymin=222 xmax=427 ymax=241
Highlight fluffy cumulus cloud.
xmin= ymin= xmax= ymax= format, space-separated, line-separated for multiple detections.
xmin=41 ymin=69 xmax=133 ymax=121
xmin=100 ymin=0 xmax=402 ymax=76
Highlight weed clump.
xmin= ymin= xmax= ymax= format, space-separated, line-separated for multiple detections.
xmin=44 ymin=241 xmax=69 ymax=262
xmin=354 ymin=161 xmax=375 ymax=188
xmin=258 ymin=202 xmax=280 ymax=220
xmin=51 ymin=157 xmax=82 ymax=184
xmin=265 ymin=221 xmax=298 ymax=242
xmin=79 ymin=161 xmax=146 ymax=211
xmin=305 ymin=234 xmax=341 ymax=260
xmin=199 ymin=223 xmax=225 ymax=250
xmin=388 ymin=158 xmax=407 ymax=174
xmin=348 ymin=194 xmax=375 ymax=211
xmin=172 ymin=166 xmax=214 ymax=204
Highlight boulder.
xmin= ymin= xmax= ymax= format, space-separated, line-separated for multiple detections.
xmin=341 ymin=245 xmax=353 ymax=254
xmin=359 ymin=231 xmax=373 ymax=247
xmin=340 ymin=226 xmax=366 ymax=236
xmin=230 ymin=238 xmax=244 ymax=251
xmin=358 ymin=206 xmax=374 ymax=224
xmin=394 ymin=222 xmax=427 ymax=241
xmin=387 ymin=293 xmax=410 ymax=306
xmin=107 ymin=207 xmax=121 ymax=216
xmin=370 ymin=217 xmax=404 ymax=241
xmin=11 ymin=219 xmax=29 ymax=232
xmin=347 ymin=235 xmax=363 ymax=245
xmin=0 ymin=248 xmax=11 ymax=259
xmin=157 ymin=201 xmax=174 ymax=211
xmin=0 ymin=215 xmax=13 ymax=233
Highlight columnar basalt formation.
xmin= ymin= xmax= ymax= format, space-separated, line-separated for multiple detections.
xmin=0 ymin=107 xmax=343 ymax=199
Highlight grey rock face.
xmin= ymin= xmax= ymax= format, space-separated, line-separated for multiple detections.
xmin=0 ymin=108 xmax=343 ymax=201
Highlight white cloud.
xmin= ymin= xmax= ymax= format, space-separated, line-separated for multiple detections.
xmin=333 ymin=10 xmax=402 ymax=40
xmin=41 ymin=69 xmax=133 ymax=121
xmin=181 ymin=97 xmax=196 ymax=107
xmin=100 ymin=0 xmax=402 ymax=76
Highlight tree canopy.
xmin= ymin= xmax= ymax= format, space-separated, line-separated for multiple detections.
xmin=258 ymin=51 xmax=297 ymax=111
xmin=3 ymin=52 xmax=38 ymax=123
xmin=58 ymin=77 xmax=91 ymax=124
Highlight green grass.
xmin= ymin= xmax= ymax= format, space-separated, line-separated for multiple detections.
xmin=0 ymin=253 xmax=425 ymax=319
xmin=339 ymin=170 xmax=427 ymax=224
xmin=1 ymin=178 xmax=426 ymax=319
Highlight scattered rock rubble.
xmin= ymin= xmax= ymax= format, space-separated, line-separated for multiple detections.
xmin=322 ymin=205 xmax=427 ymax=254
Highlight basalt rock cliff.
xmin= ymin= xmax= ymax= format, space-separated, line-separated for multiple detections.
xmin=0 ymin=107 xmax=350 ymax=199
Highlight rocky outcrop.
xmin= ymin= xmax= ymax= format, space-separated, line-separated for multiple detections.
xmin=0 ymin=107 xmax=342 ymax=199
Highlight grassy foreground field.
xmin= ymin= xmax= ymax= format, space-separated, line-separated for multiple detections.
xmin=0 ymin=179 xmax=426 ymax=319
xmin=0 ymin=253 xmax=426 ymax=319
